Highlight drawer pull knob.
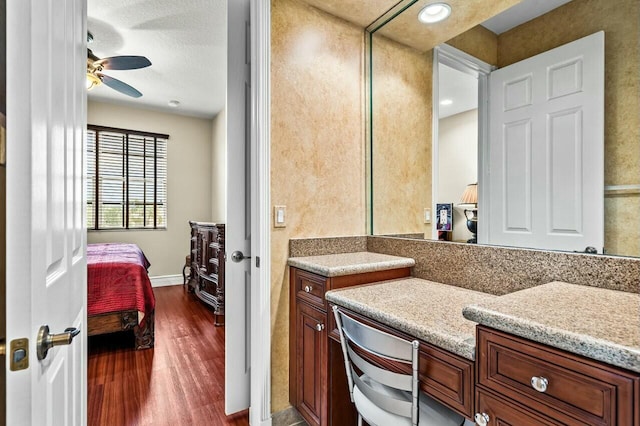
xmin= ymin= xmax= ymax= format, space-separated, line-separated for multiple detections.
xmin=315 ymin=323 xmax=325 ymax=332
xmin=531 ymin=376 xmax=549 ymax=393
xmin=304 ymin=285 xmax=313 ymax=293
xmin=474 ymin=412 xmax=490 ymax=426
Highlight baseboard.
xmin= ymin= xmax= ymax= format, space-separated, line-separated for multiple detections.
xmin=149 ymin=274 xmax=183 ymax=288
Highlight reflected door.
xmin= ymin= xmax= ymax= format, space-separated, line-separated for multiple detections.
xmin=486 ymin=31 xmax=604 ymax=253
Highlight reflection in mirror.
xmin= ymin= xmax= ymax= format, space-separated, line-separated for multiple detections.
xmin=368 ymin=0 xmax=640 ymax=257
xmin=435 ymin=54 xmax=483 ymax=244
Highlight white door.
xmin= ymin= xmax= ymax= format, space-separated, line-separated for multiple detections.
xmin=225 ymin=0 xmax=251 ymax=414
xmin=486 ymin=31 xmax=604 ymax=252
xmin=6 ymin=0 xmax=87 ymax=425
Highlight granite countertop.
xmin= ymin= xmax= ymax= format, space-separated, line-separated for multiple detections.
xmin=287 ymin=251 xmax=415 ymax=277
xmin=325 ymin=278 xmax=498 ymax=360
xmin=463 ymin=282 xmax=640 ymax=373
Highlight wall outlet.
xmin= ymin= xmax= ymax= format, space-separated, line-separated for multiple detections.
xmin=424 ymin=208 xmax=431 ymax=224
xmin=274 ymin=205 xmax=286 ymax=228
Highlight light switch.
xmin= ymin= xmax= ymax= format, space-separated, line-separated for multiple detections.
xmin=424 ymin=208 xmax=431 ymax=224
xmin=274 ymin=205 xmax=286 ymax=228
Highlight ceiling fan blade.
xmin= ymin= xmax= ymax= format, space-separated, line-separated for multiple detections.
xmin=94 ymin=55 xmax=152 ymax=70
xmin=98 ymin=73 xmax=143 ymax=98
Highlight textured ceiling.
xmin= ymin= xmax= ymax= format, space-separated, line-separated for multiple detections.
xmin=87 ymin=0 xmax=226 ymax=119
xmin=299 ymin=0 xmax=400 ymax=27
xmin=300 ymin=0 xmax=575 ymax=52
xmin=374 ymin=0 xmax=520 ymax=52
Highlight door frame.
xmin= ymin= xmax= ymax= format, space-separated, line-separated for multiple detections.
xmin=250 ymin=0 xmax=272 ymax=425
xmin=431 ymin=44 xmax=493 ymax=242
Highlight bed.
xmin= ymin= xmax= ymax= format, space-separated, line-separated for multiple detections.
xmin=87 ymin=243 xmax=156 ymax=349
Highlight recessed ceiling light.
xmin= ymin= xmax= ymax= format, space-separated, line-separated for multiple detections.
xmin=440 ymin=99 xmax=453 ymax=106
xmin=418 ymin=3 xmax=452 ymax=24
xmin=168 ymin=100 xmax=180 ymax=107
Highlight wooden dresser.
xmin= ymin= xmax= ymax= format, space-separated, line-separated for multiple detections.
xmin=188 ymin=221 xmax=225 ymax=326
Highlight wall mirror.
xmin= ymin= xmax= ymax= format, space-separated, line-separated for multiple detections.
xmin=367 ymin=0 xmax=639 ymax=257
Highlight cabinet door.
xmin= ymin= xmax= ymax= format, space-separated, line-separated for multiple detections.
xmin=296 ymin=302 xmax=327 ymax=426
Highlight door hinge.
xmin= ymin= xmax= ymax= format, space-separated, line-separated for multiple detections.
xmin=255 ymin=256 xmax=260 ymax=268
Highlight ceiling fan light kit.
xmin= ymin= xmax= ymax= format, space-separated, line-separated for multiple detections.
xmin=85 ymin=33 xmax=152 ymax=98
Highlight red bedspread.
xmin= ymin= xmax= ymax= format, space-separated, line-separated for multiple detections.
xmin=87 ymin=243 xmax=155 ymax=324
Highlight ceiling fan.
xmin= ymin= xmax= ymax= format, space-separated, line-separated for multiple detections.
xmin=86 ymin=32 xmax=152 ymax=98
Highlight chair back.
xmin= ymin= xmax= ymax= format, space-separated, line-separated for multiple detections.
xmin=333 ymin=306 xmax=420 ymax=425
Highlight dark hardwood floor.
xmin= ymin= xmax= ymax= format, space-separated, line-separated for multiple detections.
xmin=88 ymin=285 xmax=249 ymax=426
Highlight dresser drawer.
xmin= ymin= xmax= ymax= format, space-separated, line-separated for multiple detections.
xmin=477 ymin=326 xmax=637 ymax=425
xmin=293 ymin=268 xmax=328 ymax=309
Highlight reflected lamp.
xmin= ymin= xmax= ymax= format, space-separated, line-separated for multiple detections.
xmin=459 ymin=183 xmax=478 ymax=243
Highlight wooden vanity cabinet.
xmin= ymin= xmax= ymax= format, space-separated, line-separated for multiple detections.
xmin=475 ymin=326 xmax=640 ymax=425
xmin=289 ymin=266 xmax=411 ymax=426
xmin=328 ymin=307 xmax=475 ymax=420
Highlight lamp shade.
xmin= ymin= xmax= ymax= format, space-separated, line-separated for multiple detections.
xmin=460 ymin=183 xmax=478 ymax=205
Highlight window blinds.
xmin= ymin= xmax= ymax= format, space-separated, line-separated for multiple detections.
xmin=87 ymin=126 xmax=168 ymax=230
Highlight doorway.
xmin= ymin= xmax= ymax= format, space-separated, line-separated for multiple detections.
xmin=431 ymin=44 xmax=492 ymax=243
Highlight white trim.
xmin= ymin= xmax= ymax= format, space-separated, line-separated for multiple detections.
xmin=605 ymin=184 xmax=640 ymax=191
xmin=431 ymin=53 xmax=440 ymax=241
xmin=149 ymin=274 xmax=183 ymax=287
xmin=250 ymin=0 xmax=272 ymax=425
xmin=436 ymin=44 xmax=494 ymax=75
xmin=432 ymin=44 xmax=494 ymax=243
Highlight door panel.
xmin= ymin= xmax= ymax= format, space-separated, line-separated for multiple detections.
xmin=487 ymin=31 xmax=604 ymax=252
xmin=225 ymin=0 xmax=251 ymax=414
xmin=503 ymin=119 xmax=532 ymax=233
xmin=548 ymin=108 xmax=582 ymax=234
xmin=6 ymin=0 xmax=87 ymax=424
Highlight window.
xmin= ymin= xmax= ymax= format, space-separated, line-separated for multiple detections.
xmin=87 ymin=125 xmax=168 ymax=230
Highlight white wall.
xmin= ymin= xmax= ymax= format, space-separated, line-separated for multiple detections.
xmin=87 ymin=101 xmax=214 ymax=277
xmin=211 ymin=108 xmax=226 ymax=222
xmin=438 ymin=108 xmax=478 ymax=242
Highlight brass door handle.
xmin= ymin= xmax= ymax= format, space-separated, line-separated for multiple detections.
xmin=37 ymin=325 xmax=81 ymax=360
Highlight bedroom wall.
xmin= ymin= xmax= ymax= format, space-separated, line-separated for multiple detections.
xmin=438 ymin=109 xmax=477 ymax=242
xmin=87 ymin=101 xmax=214 ymax=278
xmin=270 ymin=0 xmax=366 ymax=411
xmin=211 ymin=108 xmax=226 ymax=222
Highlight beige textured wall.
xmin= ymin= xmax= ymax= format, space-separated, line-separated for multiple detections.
xmin=497 ymin=0 xmax=640 ymax=256
xmin=211 ymin=108 xmax=226 ymax=222
xmin=87 ymin=101 xmax=214 ymax=277
xmin=371 ymin=34 xmax=432 ymax=236
xmin=270 ymin=0 xmax=366 ymax=411
xmin=447 ymin=24 xmax=498 ymax=66
xmin=438 ymin=109 xmax=478 ymax=242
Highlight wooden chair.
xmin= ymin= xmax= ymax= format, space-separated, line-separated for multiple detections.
xmin=333 ymin=306 xmax=465 ymax=426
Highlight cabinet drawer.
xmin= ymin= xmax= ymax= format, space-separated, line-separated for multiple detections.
xmin=293 ymin=269 xmax=328 ymax=309
xmin=419 ymin=344 xmax=474 ymax=418
xmin=476 ymin=388 xmax=562 ymax=426
xmin=477 ymin=326 xmax=637 ymax=425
